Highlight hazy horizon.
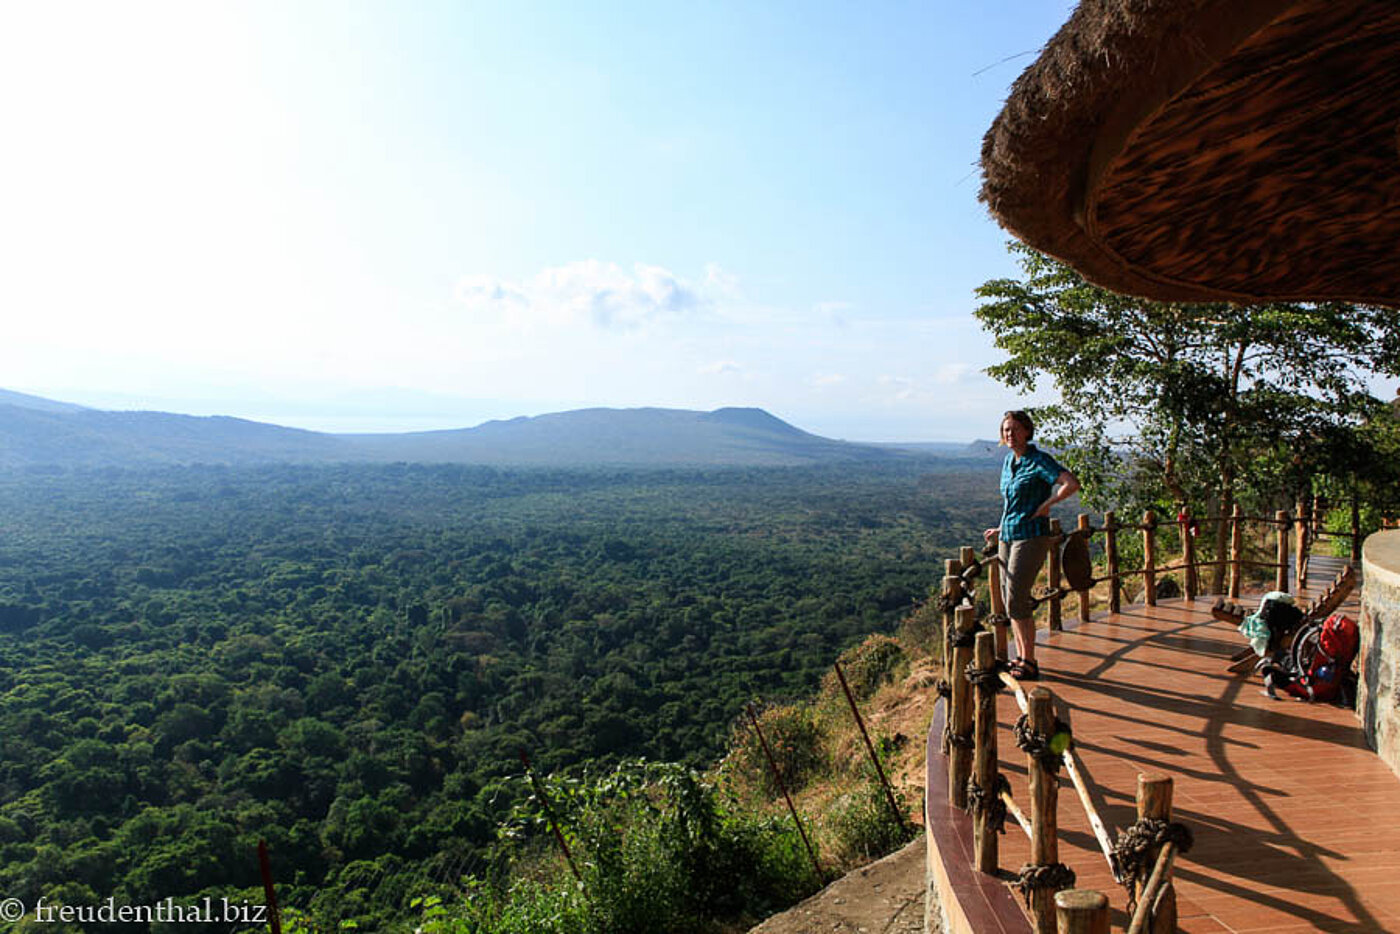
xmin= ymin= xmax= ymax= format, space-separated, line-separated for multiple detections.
xmin=3 ymin=2 xmax=1079 ymax=444
xmin=1 ymin=385 xmax=988 ymax=444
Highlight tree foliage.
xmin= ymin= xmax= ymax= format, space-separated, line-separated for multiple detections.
xmin=975 ymin=243 xmax=1400 ymax=531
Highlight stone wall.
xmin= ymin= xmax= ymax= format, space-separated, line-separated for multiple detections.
xmin=1360 ymin=531 xmax=1400 ymax=779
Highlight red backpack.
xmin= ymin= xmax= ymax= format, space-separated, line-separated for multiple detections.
xmin=1284 ymin=614 xmax=1359 ymax=703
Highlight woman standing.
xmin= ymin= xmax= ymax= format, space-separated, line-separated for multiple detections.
xmin=983 ymin=410 xmax=1080 ymax=680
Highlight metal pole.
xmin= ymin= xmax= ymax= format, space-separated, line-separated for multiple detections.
xmin=747 ymin=704 xmax=825 ymax=885
xmin=257 ymin=839 xmax=283 ymax=934
xmin=519 ymin=751 xmax=584 ymax=886
xmin=832 ymin=661 xmax=905 ymax=829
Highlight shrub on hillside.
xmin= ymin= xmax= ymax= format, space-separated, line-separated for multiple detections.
xmin=410 ymin=760 xmax=818 ymax=934
xmin=725 ymin=704 xmax=826 ymax=800
xmin=896 ymin=598 xmax=943 ymax=660
xmin=823 ymin=635 xmax=907 ymax=702
xmin=825 ymin=757 xmax=916 ymax=864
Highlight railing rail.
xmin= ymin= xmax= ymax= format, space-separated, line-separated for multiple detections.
xmin=947 ymin=507 xmax=1359 ymax=631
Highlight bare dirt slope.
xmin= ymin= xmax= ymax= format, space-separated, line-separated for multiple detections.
xmin=746 ymin=836 xmax=933 ymax=934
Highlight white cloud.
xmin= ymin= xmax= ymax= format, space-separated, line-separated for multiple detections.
xmin=933 ymin=362 xmax=976 ymax=385
xmin=455 ymin=260 xmax=712 ymax=331
xmin=877 ymin=375 xmax=919 ymax=401
xmin=813 ymin=301 xmax=852 ymax=328
xmin=699 ymin=360 xmax=742 ymax=375
xmin=810 ymin=373 xmax=846 ymax=386
xmin=704 ymin=263 xmax=740 ymax=295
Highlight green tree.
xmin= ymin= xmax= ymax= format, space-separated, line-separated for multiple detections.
xmin=975 ymin=243 xmax=1400 ymax=586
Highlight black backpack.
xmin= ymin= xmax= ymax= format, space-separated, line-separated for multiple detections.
xmin=1061 ymin=530 xmax=1093 ymax=592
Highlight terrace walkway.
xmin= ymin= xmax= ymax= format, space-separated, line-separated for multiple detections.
xmin=926 ymin=556 xmax=1400 ymax=933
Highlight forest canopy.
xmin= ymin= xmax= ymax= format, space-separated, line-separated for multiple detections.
xmin=0 ymin=459 xmax=999 ymax=931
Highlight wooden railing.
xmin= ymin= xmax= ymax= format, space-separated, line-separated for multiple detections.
xmin=928 ymin=505 xmax=1364 ymax=934
xmin=957 ymin=508 xmax=1363 ymax=634
xmin=938 ymin=562 xmax=1192 ymax=933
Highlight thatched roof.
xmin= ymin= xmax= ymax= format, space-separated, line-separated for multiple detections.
xmin=980 ymin=1 xmax=1400 ymax=306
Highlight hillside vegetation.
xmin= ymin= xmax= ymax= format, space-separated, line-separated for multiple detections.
xmin=381 ymin=625 xmax=944 ymax=934
xmin=0 ymin=460 xmax=996 ymax=931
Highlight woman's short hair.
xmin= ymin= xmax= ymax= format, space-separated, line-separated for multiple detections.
xmin=1000 ymin=410 xmax=1035 ymax=443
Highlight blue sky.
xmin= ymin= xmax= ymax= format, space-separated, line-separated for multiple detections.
xmin=1 ymin=1 xmax=1077 ymax=441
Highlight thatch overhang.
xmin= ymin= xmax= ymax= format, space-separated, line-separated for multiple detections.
xmin=979 ymin=0 xmax=1400 ymax=307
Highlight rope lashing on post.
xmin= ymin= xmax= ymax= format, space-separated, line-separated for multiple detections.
xmin=957 ymin=556 xmax=985 ymax=584
xmin=942 ymin=725 xmax=974 ymax=751
xmin=1012 ymin=862 xmax=1076 ymax=908
xmin=1113 ymin=818 xmax=1194 ymax=899
xmin=1012 ymin=713 xmax=1073 ymax=773
xmin=964 ymin=658 xmax=1008 ymax=693
xmin=946 ymin=621 xmax=985 ymax=653
xmin=965 ymin=772 xmax=1011 ymax=833
xmin=934 ymin=678 xmax=951 ymax=699
xmin=936 ymin=593 xmax=976 ymax=615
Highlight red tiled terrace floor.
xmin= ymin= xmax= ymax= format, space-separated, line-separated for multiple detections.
xmin=929 ymin=560 xmax=1400 ymax=933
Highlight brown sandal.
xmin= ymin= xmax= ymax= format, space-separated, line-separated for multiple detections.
xmin=1009 ymin=658 xmax=1040 ymax=681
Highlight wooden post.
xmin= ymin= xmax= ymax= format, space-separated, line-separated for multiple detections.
xmin=1055 ymin=889 xmax=1109 ymax=934
xmin=1028 ymin=688 xmax=1061 ymax=934
xmin=948 ymin=605 xmax=977 ymax=809
xmin=1229 ymin=504 xmax=1243 ymax=599
xmin=1136 ymin=774 xmax=1177 ymax=934
xmin=942 ymin=560 xmax=963 ymax=695
xmin=988 ymin=550 xmax=1005 ymax=619
xmin=1104 ymin=511 xmax=1120 ymax=614
xmin=960 ymin=546 xmax=979 ymax=623
xmin=1179 ymin=509 xmax=1197 ymax=602
xmin=1275 ymin=511 xmax=1290 ymax=594
xmin=1048 ymin=518 xmax=1064 ymax=631
xmin=972 ymin=631 xmax=999 ymax=873
xmin=994 ymin=611 xmax=1010 ymax=661
xmin=1142 ymin=511 xmax=1157 ymax=607
xmin=1076 ymin=514 xmax=1092 ymax=623
xmin=1295 ymin=497 xmax=1310 ymax=589
xmin=1350 ymin=485 xmax=1362 ymax=561
xmin=988 ymin=537 xmax=1009 ymax=659
xmin=939 ymin=563 xmax=962 ymax=757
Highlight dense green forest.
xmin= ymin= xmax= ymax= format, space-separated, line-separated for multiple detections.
xmin=0 ymin=460 xmax=998 ymax=931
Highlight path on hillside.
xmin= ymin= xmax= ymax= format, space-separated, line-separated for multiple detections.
xmin=746 ymin=836 xmax=935 ymax=934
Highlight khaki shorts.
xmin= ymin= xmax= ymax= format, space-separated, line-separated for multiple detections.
xmin=1000 ymin=535 xmax=1052 ymax=620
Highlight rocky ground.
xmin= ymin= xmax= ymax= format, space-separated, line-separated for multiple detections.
xmin=746 ymin=836 xmax=937 ymax=934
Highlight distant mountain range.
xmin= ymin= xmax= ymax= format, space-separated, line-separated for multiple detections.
xmin=0 ymin=388 xmax=998 ymax=469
